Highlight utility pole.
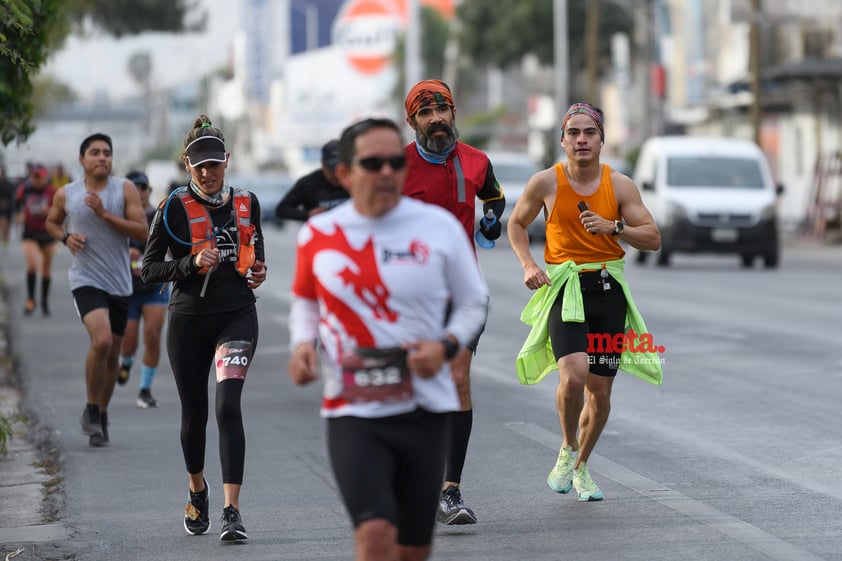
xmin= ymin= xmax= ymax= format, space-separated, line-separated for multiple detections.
xmin=554 ymin=0 xmax=569 ymax=161
xmin=442 ymin=3 xmax=461 ymax=89
xmin=585 ymin=0 xmax=600 ymax=104
xmin=635 ymin=0 xmax=654 ymax=139
xmin=749 ymin=0 xmax=761 ymax=146
xmin=406 ymin=0 xmax=421 ymax=91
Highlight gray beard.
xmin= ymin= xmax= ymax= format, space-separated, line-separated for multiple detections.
xmin=418 ymin=126 xmax=458 ymax=154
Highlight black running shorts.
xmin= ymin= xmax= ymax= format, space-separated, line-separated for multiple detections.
xmin=71 ymin=286 xmax=131 ymax=336
xmin=548 ymin=271 xmax=627 ymax=377
xmin=327 ymin=409 xmax=448 ymax=546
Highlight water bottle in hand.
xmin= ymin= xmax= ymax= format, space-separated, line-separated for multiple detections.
xmin=475 ymin=210 xmax=497 ymax=249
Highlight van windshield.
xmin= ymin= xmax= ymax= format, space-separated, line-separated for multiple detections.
xmin=666 ymin=157 xmax=765 ymax=188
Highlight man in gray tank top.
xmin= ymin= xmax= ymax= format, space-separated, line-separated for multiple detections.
xmin=45 ymin=133 xmax=149 ymax=447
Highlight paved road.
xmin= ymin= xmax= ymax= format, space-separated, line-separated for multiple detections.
xmin=1 ymin=226 xmax=842 ymax=561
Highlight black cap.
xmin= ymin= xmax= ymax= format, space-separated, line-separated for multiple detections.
xmin=321 ymin=139 xmax=340 ymax=170
xmin=185 ymin=136 xmax=227 ymax=167
xmin=126 ymin=170 xmax=149 ymax=189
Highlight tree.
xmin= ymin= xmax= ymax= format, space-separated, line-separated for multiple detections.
xmin=0 ymin=0 xmax=63 ymax=145
xmin=0 ymin=0 xmax=206 ymax=146
xmin=457 ymin=0 xmax=634 ymax=96
xmin=70 ymin=0 xmax=206 ymax=38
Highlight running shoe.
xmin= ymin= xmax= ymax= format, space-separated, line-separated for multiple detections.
xmin=220 ymin=505 xmax=248 ymax=541
xmin=136 ymin=389 xmax=158 ymax=408
xmin=436 ymin=485 xmax=477 ymax=525
xmin=82 ymin=407 xmax=107 ymax=447
xmin=184 ymin=479 xmax=211 ymax=535
xmin=79 ymin=406 xmax=101 ymax=435
xmin=573 ymin=462 xmax=604 ymax=502
xmin=547 ymin=445 xmax=576 ymax=494
xmin=99 ymin=411 xmax=109 ymax=444
xmin=117 ymin=362 xmax=131 ymax=386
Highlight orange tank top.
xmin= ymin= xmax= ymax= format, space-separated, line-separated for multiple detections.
xmin=544 ymin=163 xmax=625 ymax=265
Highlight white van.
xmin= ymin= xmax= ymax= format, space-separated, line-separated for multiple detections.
xmin=632 ymin=136 xmax=783 ymax=268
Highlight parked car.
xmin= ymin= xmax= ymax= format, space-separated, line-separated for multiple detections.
xmin=483 ymin=151 xmax=543 ymax=242
xmin=632 ymin=136 xmax=783 ymax=268
xmin=226 ymin=173 xmax=296 ymax=228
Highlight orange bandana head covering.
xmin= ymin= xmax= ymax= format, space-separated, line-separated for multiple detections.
xmin=405 ymin=79 xmax=454 ymax=118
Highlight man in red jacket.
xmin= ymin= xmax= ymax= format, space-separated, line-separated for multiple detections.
xmin=402 ymin=79 xmax=505 ymax=525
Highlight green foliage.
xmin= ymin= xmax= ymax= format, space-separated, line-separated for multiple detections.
xmin=459 ymin=106 xmax=506 ymax=148
xmin=71 ymin=0 xmax=206 ymax=38
xmin=0 ymin=409 xmax=25 ymax=457
xmin=0 ymin=0 xmax=206 ymax=147
xmin=0 ymin=0 xmax=62 ymax=145
xmin=457 ymin=0 xmax=634 ymax=73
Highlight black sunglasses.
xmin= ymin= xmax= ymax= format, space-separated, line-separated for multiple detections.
xmin=353 ymin=155 xmax=407 ymax=172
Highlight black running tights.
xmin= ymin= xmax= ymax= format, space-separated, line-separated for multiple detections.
xmin=167 ymin=307 xmax=258 ymax=485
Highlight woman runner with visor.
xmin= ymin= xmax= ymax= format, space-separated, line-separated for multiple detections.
xmin=142 ymin=114 xmax=267 ymax=542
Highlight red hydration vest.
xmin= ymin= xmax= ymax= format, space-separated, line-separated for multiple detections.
xmin=176 ymin=188 xmax=256 ymax=276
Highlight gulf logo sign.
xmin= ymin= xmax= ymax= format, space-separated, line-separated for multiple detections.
xmin=332 ymin=0 xmax=403 ymax=75
xmin=332 ymin=0 xmax=454 ymax=75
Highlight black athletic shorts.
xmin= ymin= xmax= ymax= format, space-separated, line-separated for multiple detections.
xmin=71 ymin=286 xmax=131 ymax=336
xmin=548 ymin=271 xmax=627 ymax=377
xmin=327 ymin=409 xmax=449 ymax=546
xmin=21 ymin=230 xmax=55 ymax=247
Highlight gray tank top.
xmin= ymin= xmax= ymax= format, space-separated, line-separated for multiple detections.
xmin=65 ymin=176 xmax=132 ymax=296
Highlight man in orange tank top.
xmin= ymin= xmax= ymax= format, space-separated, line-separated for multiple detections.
xmin=507 ymin=103 xmax=661 ymax=501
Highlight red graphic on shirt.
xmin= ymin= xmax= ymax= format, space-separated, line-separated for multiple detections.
xmin=409 ymin=240 xmax=429 ymax=263
xmin=306 ymin=225 xmax=399 ymax=348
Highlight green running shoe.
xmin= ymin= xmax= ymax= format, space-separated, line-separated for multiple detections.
xmin=547 ymin=445 xmax=576 ymax=493
xmin=573 ymin=462 xmax=604 ymax=502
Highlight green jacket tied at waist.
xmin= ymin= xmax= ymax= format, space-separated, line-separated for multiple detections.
xmin=515 ymin=259 xmax=663 ymax=387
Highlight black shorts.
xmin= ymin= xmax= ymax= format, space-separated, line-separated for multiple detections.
xmin=327 ymin=409 xmax=448 ymax=546
xmin=21 ymin=230 xmax=55 ymax=247
xmin=71 ymin=286 xmax=131 ymax=336
xmin=548 ymin=271 xmax=627 ymax=377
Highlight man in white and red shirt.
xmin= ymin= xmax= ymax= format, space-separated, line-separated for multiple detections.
xmin=288 ymin=117 xmax=488 ymax=561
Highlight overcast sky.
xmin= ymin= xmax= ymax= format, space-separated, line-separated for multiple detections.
xmin=42 ymin=0 xmax=240 ymax=102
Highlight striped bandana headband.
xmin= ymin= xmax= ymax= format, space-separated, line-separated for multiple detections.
xmin=561 ymin=103 xmax=605 ymax=142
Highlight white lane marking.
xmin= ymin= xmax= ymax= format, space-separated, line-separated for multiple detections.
xmin=507 ymin=422 xmax=828 ymax=561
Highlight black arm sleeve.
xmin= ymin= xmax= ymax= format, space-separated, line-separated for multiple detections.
xmin=275 ymin=179 xmax=311 ymax=222
xmin=477 ymin=161 xmax=506 ymax=220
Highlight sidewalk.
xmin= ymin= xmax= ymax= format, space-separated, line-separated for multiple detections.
xmin=0 ymin=258 xmax=70 ymax=560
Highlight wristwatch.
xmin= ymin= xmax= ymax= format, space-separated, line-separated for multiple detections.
xmin=612 ymin=220 xmax=624 ymax=236
xmin=61 ymin=232 xmax=70 ymax=245
xmin=440 ymin=337 xmax=460 ymax=360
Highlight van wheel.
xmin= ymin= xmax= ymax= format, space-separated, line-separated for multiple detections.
xmin=656 ymin=250 xmax=671 ymax=267
xmin=740 ymin=254 xmax=755 ymax=268
xmin=763 ymin=251 xmax=779 ymax=269
xmin=636 ymin=251 xmax=648 ymax=264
